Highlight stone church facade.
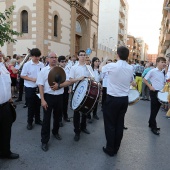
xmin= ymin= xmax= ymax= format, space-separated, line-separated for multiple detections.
xmin=0 ymin=0 xmax=99 ymax=57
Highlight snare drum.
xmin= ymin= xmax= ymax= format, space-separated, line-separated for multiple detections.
xmin=128 ymin=89 xmax=140 ymax=105
xmin=71 ymin=78 xmax=101 ymax=115
xmin=157 ymin=92 xmax=169 ymax=105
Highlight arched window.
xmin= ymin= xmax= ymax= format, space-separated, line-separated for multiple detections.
xmin=93 ymin=34 xmax=96 ymax=49
xmin=54 ymin=15 xmax=58 ymax=37
xmin=21 ymin=10 xmax=28 ymax=33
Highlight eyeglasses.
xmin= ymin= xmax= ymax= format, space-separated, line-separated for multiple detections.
xmin=79 ymin=54 xmax=86 ymax=56
xmin=60 ymin=60 xmax=66 ymax=63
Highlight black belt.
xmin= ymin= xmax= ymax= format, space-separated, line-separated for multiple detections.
xmin=135 ymin=73 xmax=142 ymax=77
xmin=0 ymin=101 xmax=8 ymax=107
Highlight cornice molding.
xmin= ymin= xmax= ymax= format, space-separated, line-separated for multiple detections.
xmin=63 ymin=0 xmax=93 ymax=19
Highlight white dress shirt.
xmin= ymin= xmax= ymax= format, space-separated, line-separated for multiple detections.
xmin=36 ymin=65 xmax=64 ymax=95
xmin=144 ymin=67 xmax=165 ymax=90
xmin=69 ymin=63 xmax=94 ymax=89
xmin=93 ymin=69 xmax=101 ymax=82
xmin=101 ymin=72 xmax=108 ymax=88
xmin=21 ymin=60 xmax=44 ymax=88
xmin=102 ymin=60 xmax=134 ymax=97
xmin=0 ymin=63 xmax=11 ymax=104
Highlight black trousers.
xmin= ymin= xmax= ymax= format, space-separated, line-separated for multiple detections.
xmin=73 ymin=111 xmax=87 ymax=135
xmin=25 ymin=87 xmax=41 ymax=124
xmin=0 ymin=102 xmax=13 ymax=156
xmin=102 ymin=87 xmax=107 ymax=108
xmin=18 ymin=78 xmax=24 ymax=100
xmin=87 ymin=101 xmax=99 ymax=119
xmin=41 ymin=94 xmax=63 ymax=144
xmin=149 ymin=91 xmax=161 ymax=128
xmin=103 ymin=95 xmax=128 ymax=153
xmin=59 ymin=87 xmax=69 ymax=122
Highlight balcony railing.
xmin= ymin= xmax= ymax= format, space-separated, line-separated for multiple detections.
xmin=119 ymin=7 xmax=125 ymax=17
xmin=118 ymin=29 xmax=124 ymax=37
xmin=163 ymin=33 xmax=170 ymax=46
xmin=119 ymin=18 xmax=125 ymax=28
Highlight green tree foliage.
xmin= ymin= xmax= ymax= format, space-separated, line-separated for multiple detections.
xmin=0 ymin=6 xmax=21 ymax=46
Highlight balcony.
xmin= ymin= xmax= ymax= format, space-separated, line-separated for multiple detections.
xmin=119 ymin=18 xmax=125 ymax=28
xmin=119 ymin=7 xmax=125 ymax=17
xmin=120 ymin=0 xmax=126 ymax=6
xmin=165 ymin=12 xmax=170 ymax=27
xmin=163 ymin=33 xmax=170 ymax=46
xmin=118 ymin=29 xmax=124 ymax=38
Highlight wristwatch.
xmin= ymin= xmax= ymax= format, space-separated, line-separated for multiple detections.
xmin=58 ymin=84 xmax=61 ymax=89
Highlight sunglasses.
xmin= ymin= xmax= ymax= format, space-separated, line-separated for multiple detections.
xmin=79 ymin=54 xmax=86 ymax=56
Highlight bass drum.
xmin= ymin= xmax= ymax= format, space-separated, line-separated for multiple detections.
xmin=71 ymin=78 xmax=101 ymax=115
xmin=157 ymin=91 xmax=169 ymax=105
xmin=128 ymin=89 xmax=140 ymax=105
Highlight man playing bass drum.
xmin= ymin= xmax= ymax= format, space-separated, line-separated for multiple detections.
xmin=69 ymin=49 xmax=94 ymax=142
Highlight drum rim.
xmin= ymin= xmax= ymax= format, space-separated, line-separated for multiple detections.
xmin=71 ymin=78 xmax=101 ymax=114
xmin=128 ymin=89 xmax=140 ymax=103
xmin=71 ymin=78 xmax=91 ymax=111
xmin=157 ymin=91 xmax=169 ymax=104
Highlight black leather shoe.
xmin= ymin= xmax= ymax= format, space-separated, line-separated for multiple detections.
xmin=0 ymin=152 xmax=19 ymax=159
xmin=64 ymin=118 xmax=70 ymax=122
xmin=156 ymin=127 xmax=160 ymax=130
xmin=149 ymin=125 xmax=160 ymax=131
xmin=27 ymin=124 xmax=33 ymax=130
xmin=23 ymin=104 xmax=27 ymax=108
xmin=35 ymin=120 xmax=43 ymax=125
xmin=59 ymin=122 xmax=63 ymax=127
xmin=93 ymin=115 xmax=99 ymax=120
xmin=81 ymin=128 xmax=90 ymax=134
xmin=41 ymin=143 xmax=48 ymax=152
xmin=53 ymin=134 xmax=62 ymax=140
xmin=74 ymin=134 xmax=80 ymax=141
xmin=151 ymin=128 xmax=160 ymax=135
xmin=123 ymin=126 xmax=128 ymax=130
xmin=15 ymin=99 xmax=22 ymax=102
xmin=102 ymin=147 xmax=114 ymax=157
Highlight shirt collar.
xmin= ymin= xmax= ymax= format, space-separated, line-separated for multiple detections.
xmin=31 ymin=60 xmax=40 ymax=65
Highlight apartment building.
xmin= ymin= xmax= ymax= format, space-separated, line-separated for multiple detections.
xmin=158 ymin=0 xmax=170 ymax=57
xmin=98 ymin=0 xmax=129 ymax=59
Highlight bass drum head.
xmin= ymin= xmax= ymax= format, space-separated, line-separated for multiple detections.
xmin=71 ymin=78 xmax=89 ymax=110
xmin=128 ymin=89 xmax=140 ymax=104
xmin=157 ymin=92 xmax=168 ymax=103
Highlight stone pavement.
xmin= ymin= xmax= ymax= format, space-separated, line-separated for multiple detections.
xmin=0 ymin=99 xmax=170 ymax=170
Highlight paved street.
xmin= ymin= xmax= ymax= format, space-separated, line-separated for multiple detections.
xmin=0 ymin=99 xmax=170 ymax=170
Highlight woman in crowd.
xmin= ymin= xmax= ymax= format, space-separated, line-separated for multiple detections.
xmin=8 ymin=59 xmax=18 ymax=98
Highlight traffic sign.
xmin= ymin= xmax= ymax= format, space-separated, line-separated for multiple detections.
xmin=86 ymin=48 xmax=92 ymax=55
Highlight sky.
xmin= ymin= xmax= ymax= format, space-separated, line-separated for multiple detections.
xmin=127 ymin=0 xmax=164 ymax=54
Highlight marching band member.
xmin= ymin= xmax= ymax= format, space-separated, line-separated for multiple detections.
xmin=36 ymin=52 xmax=70 ymax=151
xmin=21 ymin=48 xmax=44 ymax=130
xmin=143 ymin=57 xmax=166 ymax=135
xmin=0 ymin=52 xmax=19 ymax=159
xmin=88 ymin=57 xmax=101 ymax=122
xmin=99 ymin=46 xmax=134 ymax=156
xmin=58 ymin=55 xmax=71 ymax=126
xmin=69 ymin=49 xmax=94 ymax=142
